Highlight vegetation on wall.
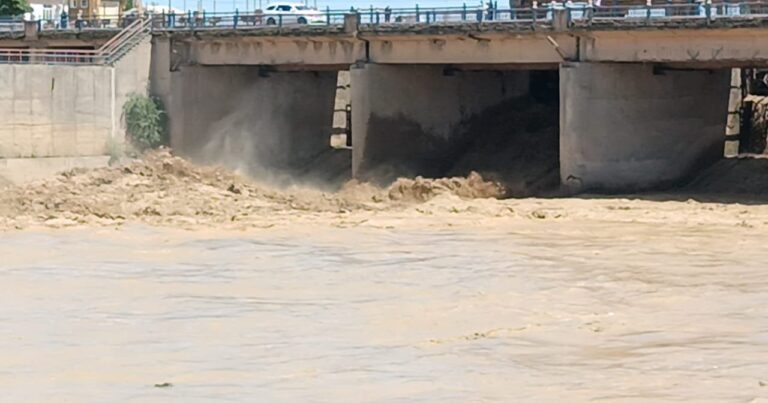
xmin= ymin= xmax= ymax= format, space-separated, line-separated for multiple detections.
xmin=123 ymin=93 xmax=167 ymax=151
xmin=0 ymin=0 xmax=32 ymax=17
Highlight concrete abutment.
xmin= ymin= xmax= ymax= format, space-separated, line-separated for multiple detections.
xmin=559 ymin=62 xmax=730 ymax=193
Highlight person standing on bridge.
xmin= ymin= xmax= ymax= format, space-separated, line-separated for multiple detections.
xmin=486 ymin=1 xmax=496 ymax=20
xmin=384 ymin=6 xmax=392 ymax=22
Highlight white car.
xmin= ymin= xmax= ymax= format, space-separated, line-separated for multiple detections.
xmin=263 ymin=3 xmax=325 ymax=25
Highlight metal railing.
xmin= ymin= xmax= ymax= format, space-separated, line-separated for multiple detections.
xmin=0 ymin=17 xmax=151 ymax=65
xmin=139 ymin=1 xmax=768 ymax=31
xmin=0 ymin=14 xmax=144 ymax=33
xmin=3 ymin=0 xmax=766 ymax=66
xmin=567 ymin=1 xmax=768 ymax=24
xmin=4 ymin=1 xmax=768 ymax=34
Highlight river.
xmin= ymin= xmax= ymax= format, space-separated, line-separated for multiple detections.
xmin=2 ymin=220 xmax=767 ymax=402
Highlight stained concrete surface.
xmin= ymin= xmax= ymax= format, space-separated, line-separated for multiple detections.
xmin=560 ymin=62 xmax=730 ymax=193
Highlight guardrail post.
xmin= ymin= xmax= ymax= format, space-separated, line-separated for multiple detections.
xmin=416 ymin=4 xmax=420 ymax=22
xmin=278 ymin=14 xmax=282 ymax=26
xmin=234 ymin=9 xmax=239 ymax=28
xmin=24 ymin=21 xmax=39 ymax=40
xmin=462 ymin=3 xmax=467 ymax=20
xmin=552 ymin=8 xmax=568 ymax=30
xmin=343 ymin=12 xmax=359 ymax=33
xmin=646 ymin=0 xmax=651 ymax=23
xmin=326 ymin=6 xmax=331 ymax=24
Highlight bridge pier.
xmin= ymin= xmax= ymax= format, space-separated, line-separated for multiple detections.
xmin=560 ymin=62 xmax=730 ymax=193
xmin=166 ymin=65 xmax=339 ymax=180
xmin=350 ymin=63 xmax=531 ymax=184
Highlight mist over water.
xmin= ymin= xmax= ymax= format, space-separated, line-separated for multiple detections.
xmin=197 ymin=72 xmax=350 ymax=190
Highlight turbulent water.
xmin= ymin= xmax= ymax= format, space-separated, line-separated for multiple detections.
xmin=3 ymin=222 xmax=768 ymax=402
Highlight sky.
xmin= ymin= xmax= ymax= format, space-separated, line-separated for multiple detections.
xmin=144 ymin=0 xmax=486 ymax=14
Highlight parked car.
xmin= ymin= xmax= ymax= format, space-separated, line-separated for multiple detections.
xmin=262 ymin=2 xmax=325 ymax=25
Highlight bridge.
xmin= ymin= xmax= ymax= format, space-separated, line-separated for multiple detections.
xmin=0 ymin=4 xmax=764 ymax=190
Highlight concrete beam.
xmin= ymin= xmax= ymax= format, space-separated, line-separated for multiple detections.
xmin=579 ymin=28 xmax=768 ymax=67
xmin=365 ymin=33 xmax=575 ymax=65
xmin=560 ymin=62 xmax=730 ymax=192
xmin=186 ymin=37 xmax=366 ymax=66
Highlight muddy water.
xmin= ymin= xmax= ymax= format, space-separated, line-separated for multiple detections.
xmin=2 ymin=222 xmax=768 ymax=402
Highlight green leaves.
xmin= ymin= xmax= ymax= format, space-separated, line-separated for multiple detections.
xmin=0 ymin=0 xmax=32 ymax=17
xmin=123 ymin=93 xmax=167 ymax=151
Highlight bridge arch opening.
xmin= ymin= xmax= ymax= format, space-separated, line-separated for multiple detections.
xmin=351 ymin=64 xmax=561 ymax=197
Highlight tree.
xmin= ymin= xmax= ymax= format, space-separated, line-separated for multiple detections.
xmin=0 ymin=0 xmax=32 ymax=17
xmin=123 ymin=0 xmax=133 ymax=11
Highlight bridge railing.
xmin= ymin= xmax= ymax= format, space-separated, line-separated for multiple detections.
xmin=5 ymin=1 xmax=768 ymax=35
xmin=567 ymin=1 xmax=768 ymax=25
xmin=0 ymin=17 xmax=150 ymax=65
xmin=148 ymin=6 xmax=548 ymax=30
xmin=0 ymin=14 xmax=149 ymax=33
xmin=147 ymin=1 xmax=768 ymax=31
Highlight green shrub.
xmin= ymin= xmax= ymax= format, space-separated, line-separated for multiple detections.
xmin=123 ymin=93 xmax=167 ymax=151
xmin=0 ymin=0 xmax=32 ymax=17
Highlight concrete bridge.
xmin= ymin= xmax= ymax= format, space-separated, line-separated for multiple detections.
xmin=2 ymin=5 xmax=766 ymax=190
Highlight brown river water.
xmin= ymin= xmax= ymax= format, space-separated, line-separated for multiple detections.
xmin=3 ymin=219 xmax=768 ymax=402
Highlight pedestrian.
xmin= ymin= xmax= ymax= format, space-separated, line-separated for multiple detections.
xmin=384 ymin=6 xmax=391 ymax=22
xmin=486 ymin=0 xmax=494 ymax=20
xmin=60 ymin=9 xmax=68 ymax=29
xmin=76 ymin=9 xmax=83 ymax=30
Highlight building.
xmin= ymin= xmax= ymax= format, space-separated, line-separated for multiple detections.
xmin=67 ymin=0 xmax=121 ymax=21
xmin=27 ymin=0 xmax=120 ymax=27
xmin=26 ymin=0 xmax=66 ymax=28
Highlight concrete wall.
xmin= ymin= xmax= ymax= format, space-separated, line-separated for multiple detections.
xmin=0 ymin=39 xmax=151 ymax=160
xmin=350 ymin=63 xmax=529 ymax=182
xmin=560 ymin=62 xmax=730 ymax=192
xmin=150 ymin=37 xmax=172 ymax=115
xmin=0 ymin=64 xmax=112 ymax=158
xmin=166 ymin=65 xmax=338 ymax=177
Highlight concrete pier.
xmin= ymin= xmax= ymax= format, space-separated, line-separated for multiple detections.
xmin=166 ymin=65 xmax=338 ymax=177
xmin=350 ymin=63 xmax=530 ymax=183
xmin=560 ymin=62 xmax=730 ymax=192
